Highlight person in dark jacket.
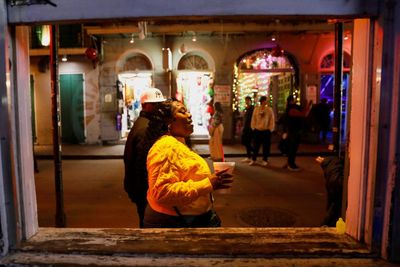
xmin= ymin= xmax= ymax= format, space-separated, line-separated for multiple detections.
xmin=123 ymin=87 xmax=166 ymax=228
xmin=316 ymin=156 xmax=344 ymax=227
xmin=241 ymin=96 xmax=254 ymax=162
xmin=314 ymin=98 xmax=331 ymax=143
xmin=285 ymin=96 xmax=312 ymax=171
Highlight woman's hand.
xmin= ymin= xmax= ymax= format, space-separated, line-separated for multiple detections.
xmin=209 ymin=168 xmax=233 ymax=190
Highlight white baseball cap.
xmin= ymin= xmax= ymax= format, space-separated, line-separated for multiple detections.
xmin=140 ymin=88 xmax=166 ymax=104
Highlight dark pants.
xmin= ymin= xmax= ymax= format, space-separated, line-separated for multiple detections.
xmin=252 ymin=129 xmax=271 ymax=161
xmin=135 ymin=200 xmax=147 ymax=228
xmin=241 ymin=128 xmax=253 ymax=158
xmin=287 ymin=132 xmax=301 ymax=168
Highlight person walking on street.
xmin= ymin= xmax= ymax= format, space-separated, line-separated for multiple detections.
xmin=208 ymin=101 xmax=225 ymax=162
xmin=123 ymin=87 xmax=166 ymax=228
xmin=241 ymin=96 xmax=254 ymax=162
xmin=314 ymin=98 xmax=331 ymax=143
xmin=285 ymin=95 xmax=312 ymax=171
xmin=250 ymin=95 xmax=275 ymax=166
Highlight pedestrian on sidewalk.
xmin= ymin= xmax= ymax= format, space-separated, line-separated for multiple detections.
xmin=123 ymin=87 xmax=166 ymax=228
xmin=249 ymin=95 xmax=275 ymax=166
xmin=143 ymin=99 xmax=233 ymax=228
xmin=241 ymin=96 xmax=254 ymax=163
xmin=284 ymin=96 xmax=312 ymax=171
xmin=208 ymin=101 xmax=225 ymax=162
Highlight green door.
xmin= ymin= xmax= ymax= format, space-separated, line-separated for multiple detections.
xmin=60 ymin=74 xmax=85 ymax=143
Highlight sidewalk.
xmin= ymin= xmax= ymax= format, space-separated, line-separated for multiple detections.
xmin=34 ymin=142 xmax=333 ymax=159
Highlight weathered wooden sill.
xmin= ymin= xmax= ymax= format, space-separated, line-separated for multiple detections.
xmin=18 ymin=227 xmax=369 ymax=256
xmin=1 ymin=227 xmax=383 ymax=266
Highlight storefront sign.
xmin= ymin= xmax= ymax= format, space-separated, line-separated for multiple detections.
xmin=306 ymin=84 xmax=318 ymax=104
xmin=214 ymin=85 xmax=231 ymax=106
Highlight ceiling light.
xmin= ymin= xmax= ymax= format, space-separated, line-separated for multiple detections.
xmin=130 ymin=34 xmax=135 ymax=44
xmin=192 ymin=33 xmax=197 ymax=42
xmin=344 ymin=34 xmax=349 ymax=40
xmin=61 ymin=55 xmax=67 ymax=62
xmin=271 ymin=34 xmax=276 ymax=42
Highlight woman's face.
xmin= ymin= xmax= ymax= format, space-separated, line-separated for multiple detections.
xmin=169 ymin=101 xmax=193 ymax=137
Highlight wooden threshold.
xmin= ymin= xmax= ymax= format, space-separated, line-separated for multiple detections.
xmin=3 ymin=227 xmax=395 ymax=266
xmin=18 ymin=227 xmax=370 ymax=256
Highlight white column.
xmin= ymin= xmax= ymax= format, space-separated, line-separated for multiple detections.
xmin=346 ymin=19 xmax=373 ymax=241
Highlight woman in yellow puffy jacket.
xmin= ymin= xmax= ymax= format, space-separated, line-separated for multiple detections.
xmin=143 ymin=99 xmax=233 ymax=228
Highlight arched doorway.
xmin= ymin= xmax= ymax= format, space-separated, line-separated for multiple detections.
xmin=234 ymin=48 xmax=297 ymax=114
xmin=319 ymin=51 xmax=351 ymax=142
xmin=117 ymin=52 xmax=154 ymax=137
xmin=233 ymin=48 xmax=298 ymax=138
xmin=176 ymin=52 xmax=214 ymax=138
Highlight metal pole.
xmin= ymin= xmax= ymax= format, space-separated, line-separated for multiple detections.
xmin=50 ymin=24 xmax=66 ymax=227
xmin=333 ymin=22 xmax=344 ymax=157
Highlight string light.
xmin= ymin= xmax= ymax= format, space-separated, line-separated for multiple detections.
xmin=233 ymin=49 xmax=294 ymax=113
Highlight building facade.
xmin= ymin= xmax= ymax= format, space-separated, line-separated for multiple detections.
xmin=1 ymin=0 xmax=399 ymax=264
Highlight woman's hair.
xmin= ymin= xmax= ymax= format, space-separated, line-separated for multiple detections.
xmin=141 ymin=99 xmax=176 ymax=154
xmin=214 ymin=102 xmax=223 ymax=113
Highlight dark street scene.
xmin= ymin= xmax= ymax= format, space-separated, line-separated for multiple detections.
xmin=1 ymin=0 xmax=400 ymax=266
xmin=33 ymin=144 xmax=329 ymax=228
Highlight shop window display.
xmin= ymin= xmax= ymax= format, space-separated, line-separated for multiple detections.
xmin=319 ymin=52 xmax=351 ymax=142
xmin=232 ymin=48 xmax=296 ymax=138
xmin=176 ymin=72 xmax=213 ymax=137
xmin=118 ymin=72 xmax=153 ymax=136
xmin=177 ymin=53 xmax=213 ymax=138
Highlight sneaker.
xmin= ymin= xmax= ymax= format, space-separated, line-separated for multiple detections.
xmin=249 ymin=160 xmax=256 ymax=166
xmin=259 ymin=160 xmax=269 ymax=167
xmin=287 ymin=165 xmax=301 ymax=171
xmin=241 ymin=158 xmax=251 ymax=163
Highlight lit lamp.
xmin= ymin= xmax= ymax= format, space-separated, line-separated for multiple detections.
xmin=61 ymin=55 xmax=68 ymax=62
xmin=191 ymin=33 xmax=197 ymax=42
xmin=40 ymin=25 xmax=51 ymax=47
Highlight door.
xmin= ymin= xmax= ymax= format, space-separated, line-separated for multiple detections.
xmin=60 ymin=74 xmax=85 ymax=143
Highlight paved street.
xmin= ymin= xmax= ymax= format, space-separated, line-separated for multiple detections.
xmin=35 ymin=151 xmax=327 ymax=228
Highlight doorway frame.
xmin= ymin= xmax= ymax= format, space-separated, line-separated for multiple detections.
xmin=0 ymin=1 xmax=396 ymax=262
xmin=4 ymin=22 xmax=377 ymax=253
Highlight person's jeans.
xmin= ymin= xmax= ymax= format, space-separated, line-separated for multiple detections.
xmin=252 ymin=129 xmax=271 ymax=161
xmin=241 ymin=128 xmax=253 ymax=158
xmin=287 ymin=132 xmax=301 ymax=167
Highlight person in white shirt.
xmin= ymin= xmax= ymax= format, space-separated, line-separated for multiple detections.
xmin=249 ymin=96 xmax=275 ymax=166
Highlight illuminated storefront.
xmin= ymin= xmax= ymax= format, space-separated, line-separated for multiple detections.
xmin=117 ymin=53 xmax=153 ymax=137
xmin=176 ymin=53 xmax=214 ymax=137
xmin=319 ymin=52 xmax=351 ymax=141
xmin=233 ymin=48 xmax=297 ymax=115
